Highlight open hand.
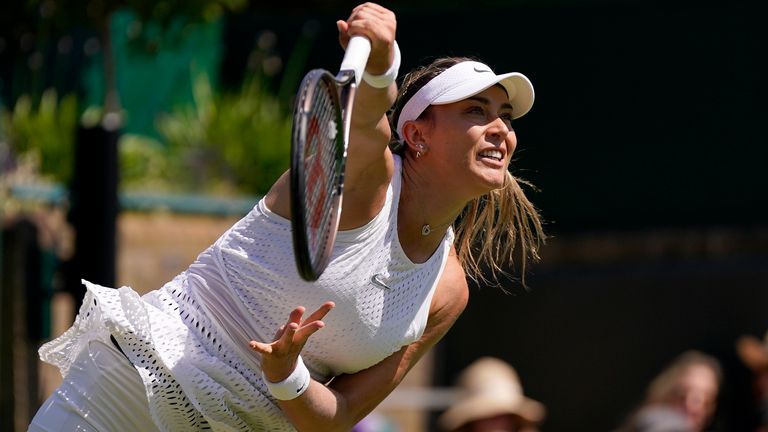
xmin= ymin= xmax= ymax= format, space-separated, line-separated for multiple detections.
xmin=250 ymin=301 xmax=335 ymax=382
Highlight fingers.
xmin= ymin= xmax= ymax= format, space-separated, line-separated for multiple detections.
xmin=290 ymin=302 xmax=335 ymax=344
xmin=345 ymin=4 xmax=395 ymax=43
xmin=249 ymin=340 xmax=272 ymax=355
xmin=337 ymin=20 xmax=350 ymax=48
xmin=338 ymin=3 xmax=396 ymax=74
xmin=350 ymin=3 xmax=394 ymax=23
xmin=302 ymin=301 xmax=335 ymax=325
xmin=249 ymin=302 xmax=335 ymax=355
xmin=288 ymin=306 xmax=307 ymax=326
xmin=274 ymin=307 xmax=304 ymax=347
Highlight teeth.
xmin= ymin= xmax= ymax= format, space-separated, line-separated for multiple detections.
xmin=479 ymin=150 xmax=503 ymax=160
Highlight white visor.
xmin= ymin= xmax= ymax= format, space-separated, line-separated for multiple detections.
xmin=396 ymin=61 xmax=534 ymax=141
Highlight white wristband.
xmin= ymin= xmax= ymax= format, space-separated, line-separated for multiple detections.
xmin=263 ymin=355 xmax=311 ymax=400
xmin=363 ymin=40 xmax=401 ymax=88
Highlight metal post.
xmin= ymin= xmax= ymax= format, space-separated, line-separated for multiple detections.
xmin=0 ymin=157 xmax=10 ymax=432
xmin=0 ymin=218 xmax=10 ymax=432
xmin=64 ymin=124 xmax=119 ymax=313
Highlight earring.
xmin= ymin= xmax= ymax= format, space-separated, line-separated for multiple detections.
xmin=416 ymin=150 xmax=422 ymax=159
xmin=416 ymin=144 xmax=425 ymax=159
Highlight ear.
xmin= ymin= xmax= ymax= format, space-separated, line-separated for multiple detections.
xmin=401 ymin=120 xmax=430 ymax=155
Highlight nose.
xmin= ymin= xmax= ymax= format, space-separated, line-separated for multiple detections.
xmin=486 ymin=117 xmax=513 ymax=148
xmin=486 ymin=116 xmax=517 ymax=154
xmin=487 ymin=116 xmax=510 ymax=139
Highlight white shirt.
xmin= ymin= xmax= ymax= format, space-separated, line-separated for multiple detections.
xmin=40 ymin=155 xmax=454 ymax=431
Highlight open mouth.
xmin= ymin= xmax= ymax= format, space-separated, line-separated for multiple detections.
xmin=478 ymin=149 xmax=504 ymax=162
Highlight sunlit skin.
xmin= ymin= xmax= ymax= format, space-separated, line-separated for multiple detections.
xmin=409 ymin=85 xmax=518 ymax=202
xmin=247 ymin=6 xmax=474 ymax=431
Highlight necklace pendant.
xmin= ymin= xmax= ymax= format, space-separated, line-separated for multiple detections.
xmin=421 ymin=224 xmax=431 ymax=236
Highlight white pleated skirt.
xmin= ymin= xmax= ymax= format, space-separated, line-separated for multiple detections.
xmin=29 ymin=339 xmax=160 ymax=431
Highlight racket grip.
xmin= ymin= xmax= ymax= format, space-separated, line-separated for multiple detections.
xmin=340 ymin=36 xmax=372 ymax=86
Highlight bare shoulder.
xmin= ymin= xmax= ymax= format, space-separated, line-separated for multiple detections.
xmin=428 ymin=251 xmax=469 ymax=332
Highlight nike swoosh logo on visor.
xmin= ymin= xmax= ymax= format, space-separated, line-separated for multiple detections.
xmin=370 ymin=274 xmax=391 ymax=290
xmin=474 ymin=67 xmax=492 ymax=73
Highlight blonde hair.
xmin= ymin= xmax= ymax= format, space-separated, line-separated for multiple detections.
xmin=390 ymin=57 xmax=546 ymax=286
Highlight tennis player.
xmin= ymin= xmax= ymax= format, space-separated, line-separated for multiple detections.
xmin=30 ymin=3 xmax=544 ymax=431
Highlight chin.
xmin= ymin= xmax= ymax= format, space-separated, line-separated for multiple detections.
xmin=485 ymin=174 xmax=508 ymax=190
xmin=472 ymin=179 xmax=506 ymax=197
xmin=464 ymin=166 xmax=508 ymax=197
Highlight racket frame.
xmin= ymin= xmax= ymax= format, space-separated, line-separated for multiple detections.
xmin=290 ymin=70 xmax=357 ymax=281
xmin=290 ymin=36 xmax=371 ymax=281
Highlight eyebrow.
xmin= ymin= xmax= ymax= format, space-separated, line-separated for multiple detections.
xmin=466 ymin=95 xmax=514 ymax=112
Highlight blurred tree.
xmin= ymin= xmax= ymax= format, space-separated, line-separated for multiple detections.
xmin=154 ymin=72 xmax=292 ymax=195
xmin=0 ymin=89 xmax=78 ymax=183
xmin=17 ymin=0 xmax=248 ymax=307
xmin=28 ymin=0 xmax=247 ymax=125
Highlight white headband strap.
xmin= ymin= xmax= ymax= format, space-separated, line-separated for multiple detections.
xmin=395 ymin=61 xmax=534 ymax=143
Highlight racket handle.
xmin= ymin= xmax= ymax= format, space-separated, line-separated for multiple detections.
xmin=340 ymin=36 xmax=371 ymax=86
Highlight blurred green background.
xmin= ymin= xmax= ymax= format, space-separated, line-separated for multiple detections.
xmin=0 ymin=0 xmax=299 ymax=196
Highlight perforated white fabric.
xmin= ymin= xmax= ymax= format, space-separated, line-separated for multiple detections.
xmin=39 ymin=155 xmax=454 ymax=431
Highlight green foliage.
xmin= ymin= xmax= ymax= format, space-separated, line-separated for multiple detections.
xmin=119 ymin=73 xmax=291 ymax=195
xmin=118 ymin=133 xmax=172 ymax=191
xmin=0 ymin=89 xmax=79 ymax=183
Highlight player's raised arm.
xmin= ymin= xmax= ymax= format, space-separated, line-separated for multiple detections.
xmin=336 ymin=3 xmax=399 ymax=229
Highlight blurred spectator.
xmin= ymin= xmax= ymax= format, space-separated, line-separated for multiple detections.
xmin=618 ymin=350 xmax=722 ymax=432
xmin=352 ymin=412 xmax=400 ymax=432
xmin=438 ymin=357 xmax=546 ymax=432
xmin=736 ymin=330 xmax=768 ymax=431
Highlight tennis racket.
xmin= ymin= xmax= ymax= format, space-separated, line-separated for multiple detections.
xmin=290 ymin=36 xmax=371 ymax=281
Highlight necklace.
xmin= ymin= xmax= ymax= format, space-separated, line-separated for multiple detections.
xmin=421 ymin=220 xmax=453 ymax=236
xmin=406 ymin=175 xmax=457 ymax=237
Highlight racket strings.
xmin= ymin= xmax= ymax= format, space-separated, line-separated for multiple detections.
xmin=304 ymin=82 xmax=342 ymax=262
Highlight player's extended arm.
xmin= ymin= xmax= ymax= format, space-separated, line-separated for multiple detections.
xmin=263 ymin=3 xmax=397 ymax=226
xmin=336 ymin=3 xmax=399 ymax=230
xmin=250 ymin=252 xmax=468 ymax=432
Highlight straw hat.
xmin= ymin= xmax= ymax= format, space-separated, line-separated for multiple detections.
xmin=438 ymin=357 xmax=546 ymax=431
xmin=737 ymin=331 xmax=768 ymax=371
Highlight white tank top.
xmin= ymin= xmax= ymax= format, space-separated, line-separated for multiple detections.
xmin=40 ymin=155 xmax=455 ymax=431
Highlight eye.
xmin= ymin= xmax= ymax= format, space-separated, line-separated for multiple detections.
xmin=466 ymin=105 xmax=486 ymax=116
xmin=500 ymin=112 xmax=514 ymax=129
